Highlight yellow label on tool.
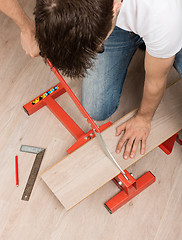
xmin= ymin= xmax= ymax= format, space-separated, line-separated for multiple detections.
xmin=31 ymin=86 xmax=59 ymax=105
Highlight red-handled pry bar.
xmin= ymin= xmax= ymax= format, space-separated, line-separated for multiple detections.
xmin=46 ymin=59 xmax=129 ymax=180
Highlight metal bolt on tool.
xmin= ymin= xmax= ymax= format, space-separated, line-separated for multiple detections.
xmin=118 ymin=181 xmax=122 ymax=186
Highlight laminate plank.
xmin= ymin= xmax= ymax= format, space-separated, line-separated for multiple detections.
xmin=41 ymin=80 xmax=182 ymax=210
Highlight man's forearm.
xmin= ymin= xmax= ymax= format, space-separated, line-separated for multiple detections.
xmin=0 ymin=0 xmax=30 ymax=31
xmin=115 ymin=53 xmax=175 ymax=158
xmin=137 ymin=76 xmax=167 ymax=122
xmin=0 ymin=0 xmax=39 ymax=57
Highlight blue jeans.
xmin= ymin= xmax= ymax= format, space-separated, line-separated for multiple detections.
xmin=82 ymin=26 xmax=182 ymax=121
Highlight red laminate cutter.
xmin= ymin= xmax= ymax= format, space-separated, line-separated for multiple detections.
xmin=23 ymin=59 xmax=181 ymax=214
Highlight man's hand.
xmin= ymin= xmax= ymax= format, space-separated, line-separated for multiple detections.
xmin=115 ymin=114 xmax=151 ymax=159
xmin=20 ymin=19 xmax=39 ymax=57
xmin=0 ymin=0 xmax=39 ymax=57
xmin=115 ymin=52 xmax=175 ymax=160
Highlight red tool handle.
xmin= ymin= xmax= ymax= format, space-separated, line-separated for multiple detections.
xmin=46 ymin=59 xmax=100 ymax=132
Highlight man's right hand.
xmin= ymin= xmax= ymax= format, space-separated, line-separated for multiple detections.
xmin=20 ymin=19 xmax=40 ymax=57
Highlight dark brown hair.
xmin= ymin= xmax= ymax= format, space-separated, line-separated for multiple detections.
xmin=34 ymin=0 xmax=113 ymax=78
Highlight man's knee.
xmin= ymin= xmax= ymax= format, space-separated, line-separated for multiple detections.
xmin=82 ymin=100 xmax=119 ymax=121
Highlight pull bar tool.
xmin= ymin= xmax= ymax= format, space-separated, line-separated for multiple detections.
xmin=45 ymin=59 xmax=128 ymax=180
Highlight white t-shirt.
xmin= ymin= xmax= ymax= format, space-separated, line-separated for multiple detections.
xmin=116 ymin=0 xmax=182 ymax=58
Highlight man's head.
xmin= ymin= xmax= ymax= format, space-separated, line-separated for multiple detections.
xmin=34 ymin=0 xmax=121 ymax=78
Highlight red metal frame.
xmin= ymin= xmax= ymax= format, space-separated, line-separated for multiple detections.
xmin=23 ymin=59 xmax=158 ymax=213
xmin=105 ymin=171 xmax=155 ymax=214
xmin=159 ymin=133 xmax=182 ymax=155
xmin=24 ymin=82 xmax=85 ymax=140
xmin=105 ymin=133 xmax=182 ymax=214
xmin=67 ymin=122 xmax=112 ymax=154
xmin=23 ymin=59 xmax=113 ymax=150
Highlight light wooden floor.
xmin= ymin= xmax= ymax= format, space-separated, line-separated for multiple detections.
xmin=0 ymin=1 xmax=181 ymax=240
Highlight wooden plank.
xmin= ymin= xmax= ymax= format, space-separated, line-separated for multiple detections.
xmin=41 ymin=80 xmax=182 ymax=210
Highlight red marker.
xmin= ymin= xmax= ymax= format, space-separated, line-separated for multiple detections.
xmin=15 ymin=155 xmax=19 ymax=187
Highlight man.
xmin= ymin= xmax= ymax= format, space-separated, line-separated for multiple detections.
xmin=1 ymin=0 xmax=182 ymax=160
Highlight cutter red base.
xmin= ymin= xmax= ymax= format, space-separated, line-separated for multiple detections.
xmin=23 ymin=59 xmax=181 ymax=214
xmin=104 ymin=134 xmax=182 ymax=214
xmin=105 ymin=171 xmax=155 ymax=214
xmin=159 ymin=133 xmax=182 ymax=154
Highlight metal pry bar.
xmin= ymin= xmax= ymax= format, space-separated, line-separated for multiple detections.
xmin=46 ymin=59 xmax=129 ymax=181
xmin=94 ymin=130 xmax=129 ymax=181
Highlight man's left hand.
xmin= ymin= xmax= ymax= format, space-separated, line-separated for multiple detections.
xmin=20 ymin=19 xmax=40 ymax=57
xmin=115 ymin=114 xmax=151 ymax=159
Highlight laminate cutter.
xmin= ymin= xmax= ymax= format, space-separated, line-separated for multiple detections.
xmin=23 ymin=59 xmax=182 ymax=213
